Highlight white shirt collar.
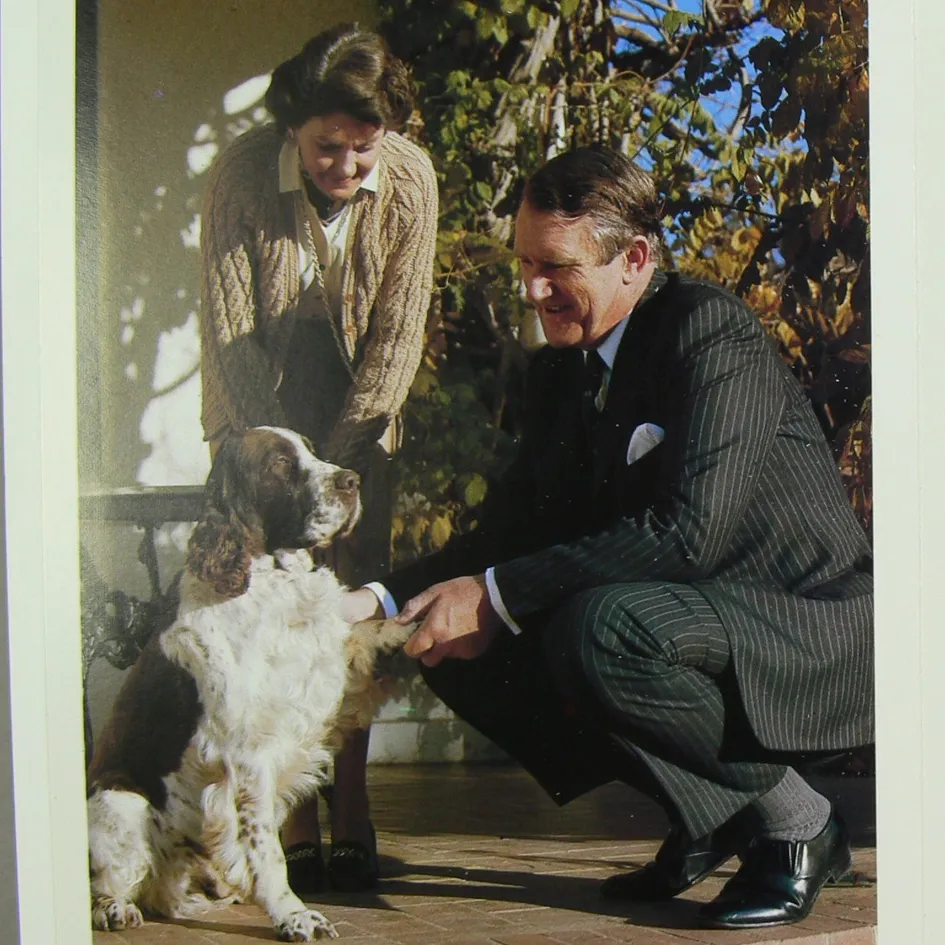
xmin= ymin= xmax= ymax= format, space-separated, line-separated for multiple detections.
xmin=591 ymin=314 xmax=631 ymax=370
xmin=278 ymin=137 xmax=381 ymax=196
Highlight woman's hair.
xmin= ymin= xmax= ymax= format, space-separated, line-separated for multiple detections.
xmin=265 ymin=23 xmax=414 ymax=135
xmin=523 ymin=147 xmax=665 ymax=265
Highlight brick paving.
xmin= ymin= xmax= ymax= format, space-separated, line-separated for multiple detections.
xmin=93 ymin=764 xmax=876 ymax=945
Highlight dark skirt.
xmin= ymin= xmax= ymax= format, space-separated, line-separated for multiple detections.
xmin=277 ymin=318 xmax=393 ymax=586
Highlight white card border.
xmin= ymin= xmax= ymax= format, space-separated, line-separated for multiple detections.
xmin=0 ymin=0 xmax=936 ymax=941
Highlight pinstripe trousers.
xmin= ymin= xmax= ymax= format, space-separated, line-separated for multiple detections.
xmin=421 ymin=581 xmax=790 ymax=839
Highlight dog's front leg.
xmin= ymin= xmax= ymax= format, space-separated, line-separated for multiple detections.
xmin=333 ymin=618 xmax=420 ymax=735
xmin=345 ymin=618 xmax=417 ymax=676
xmin=232 ymin=767 xmax=338 ymax=941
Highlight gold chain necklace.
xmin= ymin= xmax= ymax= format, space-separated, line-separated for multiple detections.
xmin=295 ymin=189 xmax=356 ymax=381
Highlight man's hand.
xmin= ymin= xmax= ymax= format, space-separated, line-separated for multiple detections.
xmin=340 ymin=587 xmax=385 ymax=624
xmin=398 ymin=574 xmax=502 ymax=667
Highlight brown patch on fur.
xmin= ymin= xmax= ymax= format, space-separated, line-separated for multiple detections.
xmin=87 ymin=630 xmax=202 ymax=809
xmin=185 ymin=434 xmax=268 ymax=597
xmin=192 ymin=867 xmax=231 ymax=901
xmin=186 ymin=512 xmax=254 ymax=597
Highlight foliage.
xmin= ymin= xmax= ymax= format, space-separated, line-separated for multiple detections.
xmin=379 ymin=0 xmax=871 ymax=563
xmin=391 ymin=358 xmax=517 ymax=562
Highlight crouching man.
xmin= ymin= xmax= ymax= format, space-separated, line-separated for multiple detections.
xmin=345 ymin=147 xmax=873 ymax=930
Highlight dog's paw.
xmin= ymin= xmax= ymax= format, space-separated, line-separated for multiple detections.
xmin=277 ymin=908 xmax=338 ymax=941
xmin=348 ymin=618 xmax=417 ymax=658
xmin=274 ymin=548 xmax=316 ymax=574
xmin=91 ymin=896 xmax=144 ymax=931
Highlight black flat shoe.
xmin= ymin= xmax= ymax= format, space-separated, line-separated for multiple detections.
xmin=327 ymin=823 xmax=379 ymax=892
xmin=601 ymin=818 xmax=744 ymax=901
xmin=284 ymin=841 xmax=326 ymax=896
xmin=698 ymin=810 xmax=852 ymax=929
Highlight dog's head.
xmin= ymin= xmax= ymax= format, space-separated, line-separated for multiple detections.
xmin=186 ymin=426 xmax=361 ymax=598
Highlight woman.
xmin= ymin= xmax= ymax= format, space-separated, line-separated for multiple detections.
xmin=198 ymin=23 xmax=438 ymax=893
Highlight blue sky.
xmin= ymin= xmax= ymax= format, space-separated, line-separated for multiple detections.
xmin=614 ymin=0 xmax=783 ymax=131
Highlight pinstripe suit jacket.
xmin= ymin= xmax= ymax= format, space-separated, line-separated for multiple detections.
xmin=386 ymin=270 xmax=873 ymax=753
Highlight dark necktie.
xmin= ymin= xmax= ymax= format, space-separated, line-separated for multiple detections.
xmin=582 ymin=350 xmax=607 ymax=427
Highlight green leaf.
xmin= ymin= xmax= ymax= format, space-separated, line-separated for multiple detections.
xmin=749 ymin=36 xmax=782 ymax=71
xmin=476 ymin=12 xmax=496 ymax=40
xmin=409 ymin=519 xmax=427 ymax=547
xmin=476 ymin=86 xmax=494 ymax=109
xmin=758 ymin=70 xmax=784 ymax=112
xmin=411 ymin=368 xmax=438 ymax=396
xmin=663 ymin=9 xmax=703 ymax=36
xmin=771 ymin=95 xmax=802 ymax=138
xmin=430 ymin=514 xmax=454 ymax=549
xmin=702 ymin=75 xmax=732 ymax=95
xmin=474 ymin=180 xmax=494 ymax=203
xmin=463 ymin=474 xmax=489 ymax=508
xmin=445 ymin=162 xmax=472 ymax=188
xmin=561 ymin=0 xmax=581 ymax=18
xmin=663 ymin=10 xmax=685 ymax=36
xmin=526 ymin=4 xmax=544 ymax=28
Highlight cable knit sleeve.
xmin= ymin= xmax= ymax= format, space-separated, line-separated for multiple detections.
xmin=325 ymin=144 xmax=438 ymax=470
xmin=199 ymin=132 xmax=289 ymax=440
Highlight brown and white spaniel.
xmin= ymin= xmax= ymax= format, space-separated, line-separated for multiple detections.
xmin=86 ymin=427 xmax=411 ymax=942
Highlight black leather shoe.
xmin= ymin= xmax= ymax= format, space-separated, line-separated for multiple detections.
xmin=698 ymin=810 xmax=852 ymax=929
xmin=327 ymin=823 xmax=380 ymax=892
xmin=285 ymin=841 xmax=326 ymax=896
xmin=601 ymin=818 xmax=744 ymax=901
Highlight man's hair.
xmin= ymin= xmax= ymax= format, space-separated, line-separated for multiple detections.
xmin=523 ymin=148 xmax=665 ymax=265
xmin=265 ymin=23 xmax=414 ymax=135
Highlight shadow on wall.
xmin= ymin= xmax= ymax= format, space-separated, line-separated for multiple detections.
xmin=84 ymin=0 xmax=380 ymax=494
xmin=104 ymin=76 xmax=273 ymax=492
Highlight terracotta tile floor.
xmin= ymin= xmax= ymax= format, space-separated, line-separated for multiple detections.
xmin=94 ymin=764 xmax=876 ymax=945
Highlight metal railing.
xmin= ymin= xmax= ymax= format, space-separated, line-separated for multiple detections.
xmin=79 ymin=485 xmax=204 ymax=757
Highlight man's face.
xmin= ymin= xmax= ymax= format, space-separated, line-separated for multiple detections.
xmin=514 ymin=200 xmax=636 ymax=349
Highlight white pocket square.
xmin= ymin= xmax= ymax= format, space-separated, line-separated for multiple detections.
xmin=626 ymin=423 xmax=664 ymax=465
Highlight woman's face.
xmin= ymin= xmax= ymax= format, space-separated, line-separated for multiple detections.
xmin=292 ymin=112 xmax=385 ymax=202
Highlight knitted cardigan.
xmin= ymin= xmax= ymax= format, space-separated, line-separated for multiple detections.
xmin=199 ymin=125 xmax=438 ymax=469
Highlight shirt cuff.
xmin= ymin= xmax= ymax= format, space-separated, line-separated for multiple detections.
xmin=363 ymin=582 xmax=398 ymax=619
xmin=485 ymin=567 xmax=523 ymax=635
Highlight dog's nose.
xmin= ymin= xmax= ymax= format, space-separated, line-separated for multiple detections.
xmin=334 ymin=469 xmax=360 ymax=493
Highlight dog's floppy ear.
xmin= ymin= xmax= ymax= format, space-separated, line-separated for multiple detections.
xmin=186 ymin=435 xmax=253 ymax=598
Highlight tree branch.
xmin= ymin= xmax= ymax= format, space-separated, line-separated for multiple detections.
xmin=616 ymin=0 xmax=679 ymax=16
xmin=614 ymin=24 xmax=673 ymax=50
